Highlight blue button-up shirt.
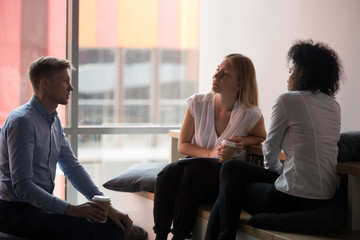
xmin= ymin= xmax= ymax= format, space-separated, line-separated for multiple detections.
xmin=0 ymin=96 xmax=102 ymax=214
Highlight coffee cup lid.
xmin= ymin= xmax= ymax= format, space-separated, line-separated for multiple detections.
xmin=92 ymin=195 xmax=111 ymax=202
xmin=221 ymin=140 xmax=236 ymax=148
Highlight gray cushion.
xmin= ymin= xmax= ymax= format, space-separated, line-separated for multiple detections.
xmin=337 ymin=131 xmax=360 ymax=162
xmin=103 ymin=162 xmax=167 ymax=193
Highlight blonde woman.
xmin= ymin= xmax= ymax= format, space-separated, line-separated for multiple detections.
xmin=153 ymin=54 xmax=266 ymax=240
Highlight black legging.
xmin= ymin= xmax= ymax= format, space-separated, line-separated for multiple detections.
xmin=153 ymin=158 xmax=222 ymax=240
xmin=205 ymin=159 xmax=331 ymax=240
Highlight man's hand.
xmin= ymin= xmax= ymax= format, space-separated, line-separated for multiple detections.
xmin=65 ymin=202 xmax=108 ymax=223
xmin=108 ymin=206 xmax=133 ymax=235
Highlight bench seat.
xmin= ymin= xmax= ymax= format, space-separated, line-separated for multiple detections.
xmin=134 ymin=192 xmax=360 ymax=240
xmin=337 ymin=161 xmax=360 ymax=176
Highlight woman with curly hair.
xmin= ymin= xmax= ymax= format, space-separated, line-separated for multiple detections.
xmin=205 ymin=40 xmax=344 ymax=240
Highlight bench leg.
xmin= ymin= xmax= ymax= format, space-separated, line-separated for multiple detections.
xmin=348 ymin=175 xmax=360 ymax=230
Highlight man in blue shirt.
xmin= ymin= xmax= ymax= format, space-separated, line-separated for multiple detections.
xmin=0 ymin=56 xmax=132 ymax=239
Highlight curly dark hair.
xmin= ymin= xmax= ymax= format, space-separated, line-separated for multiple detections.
xmin=287 ymin=39 xmax=343 ymax=97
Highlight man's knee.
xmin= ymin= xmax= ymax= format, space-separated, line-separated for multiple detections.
xmin=62 ymin=218 xmax=97 ymax=240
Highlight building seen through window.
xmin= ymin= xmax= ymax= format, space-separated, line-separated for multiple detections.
xmin=0 ymin=0 xmax=200 ymax=203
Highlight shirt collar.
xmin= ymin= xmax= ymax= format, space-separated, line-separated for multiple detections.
xmin=30 ymin=95 xmax=58 ymax=124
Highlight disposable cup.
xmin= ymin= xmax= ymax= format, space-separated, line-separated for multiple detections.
xmin=92 ymin=195 xmax=111 ymax=223
xmin=221 ymin=140 xmax=237 ymax=161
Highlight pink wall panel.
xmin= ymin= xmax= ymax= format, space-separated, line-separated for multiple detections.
xmin=47 ymin=0 xmax=66 ymax=58
xmin=47 ymin=0 xmax=67 ymax=125
xmin=158 ymin=0 xmax=179 ymax=48
xmin=0 ymin=0 xmax=21 ymax=125
xmin=97 ymin=0 xmax=118 ymax=47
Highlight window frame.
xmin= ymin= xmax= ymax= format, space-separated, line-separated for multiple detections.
xmin=65 ymin=0 xmax=180 ymax=203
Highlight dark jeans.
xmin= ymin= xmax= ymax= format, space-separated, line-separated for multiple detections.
xmin=153 ymin=158 xmax=221 ymax=240
xmin=205 ymin=160 xmax=331 ymax=240
xmin=0 ymin=200 xmax=125 ymax=240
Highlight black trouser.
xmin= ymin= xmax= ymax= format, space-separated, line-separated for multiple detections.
xmin=0 ymin=200 xmax=124 ymax=240
xmin=205 ymin=160 xmax=331 ymax=240
xmin=153 ymin=158 xmax=221 ymax=240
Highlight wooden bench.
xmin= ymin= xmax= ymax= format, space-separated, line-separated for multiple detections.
xmin=337 ymin=161 xmax=360 ymax=231
xmin=168 ymin=129 xmax=360 ymax=239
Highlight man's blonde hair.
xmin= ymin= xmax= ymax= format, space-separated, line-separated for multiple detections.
xmin=29 ymin=56 xmax=75 ymax=92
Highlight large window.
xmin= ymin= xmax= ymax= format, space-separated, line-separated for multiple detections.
xmin=0 ymin=0 xmax=200 ymax=204
xmin=73 ymin=0 xmax=199 ymax=203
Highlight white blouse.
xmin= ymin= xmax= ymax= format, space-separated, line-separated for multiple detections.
xmin=263 ymin=91 xmax=341 ymax=199
xmin=187 ymin=92 xmax=262 ymax=160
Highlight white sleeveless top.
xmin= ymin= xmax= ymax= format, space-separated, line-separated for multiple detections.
xmin=187 ymin=92 xmax=262 ymax=160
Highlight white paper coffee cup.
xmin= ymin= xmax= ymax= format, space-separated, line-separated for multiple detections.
xmin=92 ymin=195 xmax=111 ymax=223
xmin=221 ymin=140 xmax=237 ymax=161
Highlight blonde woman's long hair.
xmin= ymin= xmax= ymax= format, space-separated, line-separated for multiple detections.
xmin=225 ymin=53 xmax=259 ymax=107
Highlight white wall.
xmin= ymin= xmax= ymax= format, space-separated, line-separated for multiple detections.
xmin=199 ymin=0 xmax=360 ymax=131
